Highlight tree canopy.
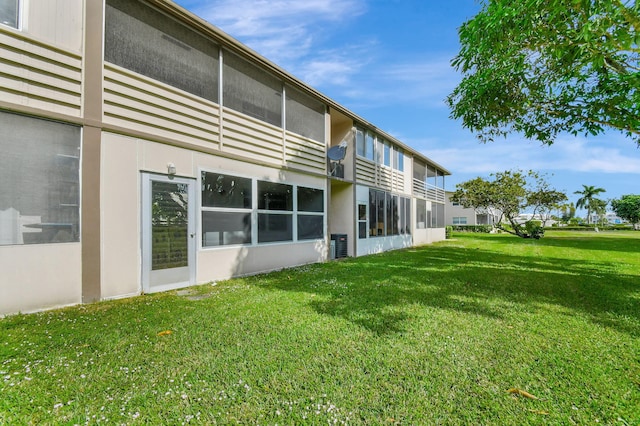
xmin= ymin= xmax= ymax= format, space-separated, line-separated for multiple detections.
xmin=447 ymin=0 xmax=640 ymax=146
xmin=449 ymin=170 xmax=567 ymax=238
xmin=574 ymin=184 xmax=606 ymax=224
xmin=611 ymin=194 xmax=640 ymax=226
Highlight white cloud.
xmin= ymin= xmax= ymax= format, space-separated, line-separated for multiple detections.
xmin=421 ymin=134 xmax=640 ymax=176
xmin=190 ymin=0 xmax=366 ymax=65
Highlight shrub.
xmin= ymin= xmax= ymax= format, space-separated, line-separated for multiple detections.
xmin=445 ymin=226 xmax=453 ymax=239
xmin=450 ymin=225 xmax=493 ymax=233
xmin=525 ymin=220 xmax=544 ymax=239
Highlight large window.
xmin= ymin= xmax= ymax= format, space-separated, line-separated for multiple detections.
xmin=367 ymin=189 xmax=410 ymax=237
xmin=369 ymin=189 xmax=385 ymax=237
xmin=257 ymin=181 xmax=292 ymax=243
xmin=432 ymin=203 xmax=445 ymax=228
xmin=453 ymin=217 xmax=468 ymax=225
xmin=297 ymin=187 xmax=324 ymax=240
xmin=0 ymin=0 xmax=18 ymax=28
xmin=201 ymin=172 xmax=252 ymax=247
xmin=223 ymin=51 xmax=282 ymax=127
xmin=285 ymin=85 xmax=325 ymax=142
xmin=105 ymin=0 xmax=219 ymax=102
xmin=0 ymin=112 xmax=80 ymax=245
xmin=201 ymin=174 xmax=324 ymax=247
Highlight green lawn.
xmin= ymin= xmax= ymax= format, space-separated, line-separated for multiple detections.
xmin=1 ymin=231 xmax=639 ymax=424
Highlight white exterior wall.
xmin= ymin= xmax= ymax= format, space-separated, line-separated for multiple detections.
xmin=99 ymin=132 xmax=327 ymax=300
xmin=0 ymin=243 xmax=81 ymax=314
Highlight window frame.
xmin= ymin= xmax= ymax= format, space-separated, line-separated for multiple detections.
xmin=199 ymin=170 xmax=325 ymax=248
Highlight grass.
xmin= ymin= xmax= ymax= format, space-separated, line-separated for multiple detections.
xmin=1 ymin=231 xmax=639 ymax=425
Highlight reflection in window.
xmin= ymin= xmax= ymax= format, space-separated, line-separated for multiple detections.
xmin=258 ymin=181 xmax=292 ymax=211
xmin=202 ymin=211 xmax=251 ymax=246
xmin=0 ymin=112 xmax=80 ymax=245
xmin=201 ymin=172 xmax=251 ymax=208
xmin=201 ymin=172 xmax=251 ymax=247
xmin=258 ymin=213 xmax=292 ymax=243
xmin=297 ymin=215 xmax=323 ymax=240
xmin=105 ymin=0 xmax=219 ymax=102
xmin=298 ymin=187 xmax=323 ymax=212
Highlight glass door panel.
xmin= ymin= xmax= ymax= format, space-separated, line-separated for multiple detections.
xmin=142 ymin=174 xmax=195 ymax=292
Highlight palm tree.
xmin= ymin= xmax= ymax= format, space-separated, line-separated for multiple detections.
xmin=574 ymin=185 xmax=606 ymax=224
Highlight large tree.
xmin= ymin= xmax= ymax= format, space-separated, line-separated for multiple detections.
xmin=450 ymin=170 xmax=567 ymax=238
xmin=447 ymin=0 xmax=640 ymax=146
xmin=574 ymin=184 xmax=606 ymax=224
xmin=611 ymin=194 xmax=640 ymax=228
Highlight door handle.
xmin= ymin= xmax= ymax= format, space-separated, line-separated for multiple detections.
xmin=190 ymin=233 xmax=195 ymax=238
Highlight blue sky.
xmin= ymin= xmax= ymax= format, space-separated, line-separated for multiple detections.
xmin=176 ymin=0 xmax=639 ymax=213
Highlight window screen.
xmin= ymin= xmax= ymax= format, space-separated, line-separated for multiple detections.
xmin=105 ymin=0 xmax=219 ymax=102
xmin=223 ymin=51 xmax=282 ymax=127
xmin=286 ymin=85 xmax=325 ymax=142
xmin=0 ymin=112 xmax=80 ymax=245
xmin=0 ymin=0 xmax=18 ymax=28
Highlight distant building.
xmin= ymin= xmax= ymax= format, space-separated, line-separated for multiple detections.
xmin=445 ymin=191 xmax=497 ymax=226
xmin=589 ymin=212 xmax=625 ymax=225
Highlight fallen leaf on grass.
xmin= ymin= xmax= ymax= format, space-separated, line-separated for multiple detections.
xmin=507 ymin=388 xmax=538 ymax=399
xmin=528 ymin=409 xmax=549 ymax=415
xmin=157 ymin=330 xmax=173 ymax=336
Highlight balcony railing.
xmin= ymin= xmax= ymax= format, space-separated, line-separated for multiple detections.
xmin=413 ymin=178 xmax=445 ymax=203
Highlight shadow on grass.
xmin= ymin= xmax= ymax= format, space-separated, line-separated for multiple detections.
xmin=253 ymin=238 xmax=640 ymax=337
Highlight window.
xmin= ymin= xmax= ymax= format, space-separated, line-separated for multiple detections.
xmin=356 ymin=128 xmax=365 ymax=157
xmin=285 ymin=85 xmax=325 ymax=142
xmin=394 ymin=149 xmax=404 ymax=172
xmin=201 ymin=172 xmax=252 ymax=247
xmin=416 ymin=199 xmax=427 ymax=229
xmin=453 ymin=217 xmax=467 ymax=225
xmin=201 ymin=173 xmax=324 ymax=246
xmin=432 ymin=203 xmax=445 ymax=228
xmin=365 ymin=132 xmax=375 ymax=161
xmin=0 ymin=112 xmax=80 ymax=245
xmin=0 ymin=0 xmax=18 ymax=28
xmin=358 ymin=204 xmax=367 ymax=239
xmin=105 ymin=0 xmax=219 ymax=102
xmin=223 ymin=51 xmax=282 ymax=127
xmin=369 ymin=189 xmax=384 ymax=237
xmin=367 ymin=189 xmax=409 ymax=237
xmin=297 ymin=187 xmax=324 ymax=241
xmin=399 ymin=197 xmax=411 ymax=234
xmin=258 ymin=181 xmax=292 ymax=243
xmin=386 ymin=193 xmax=396 ymax=236
xmin=383 ymin=141 xmax=391 ymax=167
